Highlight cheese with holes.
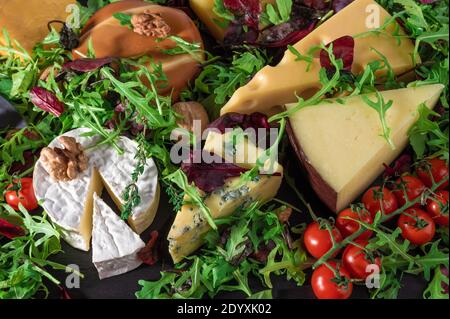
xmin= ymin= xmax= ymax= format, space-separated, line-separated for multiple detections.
xmin=168 ymin=131 xmax=283 ymax=263
xmin=189 ymin=0 xmax=276 ymax=41
xmin=33 ymin=128 xmax=159 ymax=251
xmin=221 ymin=0 xmax=419 ymax=115
xmin=92 ymin=193 xmax=145 ymax=279
xmin=0 ymin=0 xmax=76 ymax=55
xmin=286 ymin=84 xmax=444 ymax=213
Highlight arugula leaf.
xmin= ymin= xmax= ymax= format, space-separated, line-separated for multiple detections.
xmin=113 ymin=13 xmax=133 ymax=29
xmin=264 ymin=0 xmax=293 ymax=26
xmin=423 ymin=267 xmax=449 ymax=299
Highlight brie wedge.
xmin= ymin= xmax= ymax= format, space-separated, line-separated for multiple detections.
xmin=33 ymin=128 xmax=159 ymax=251
xmin=92 ymin=193 xmax=145 ymax=280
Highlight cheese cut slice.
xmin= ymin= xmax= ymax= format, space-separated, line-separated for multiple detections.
xmin=92 ymin=193 xmax=145 ymax=280
xmin=189 ymin=0 xmax=276 ymax=41
xmin=33 ymin=128 xmax=159 ymax=251
xmin=221 ymin=0 xmax=418 ymax=116
xmin=286 ymin=84 xmax=444 ymax=212
xmin=0 ymin=0 xmax=76 ymax=55
xmin=168 ymin=130 xmax=283 ymax=263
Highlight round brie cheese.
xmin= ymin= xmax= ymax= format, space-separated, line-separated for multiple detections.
xmin=33 ymin=128 xmax=160 ymax=251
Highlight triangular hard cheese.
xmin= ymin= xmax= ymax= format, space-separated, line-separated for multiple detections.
xmin=221 ymin=0 xmax=418 ymax=116
xmin=286 ymin=84 xmax=444 ymax=212
xmin=92 ymin=193 xmax=145 ymax=280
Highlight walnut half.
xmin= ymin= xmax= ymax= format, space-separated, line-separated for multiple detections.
xmin=40 ymin=136 xmax=89 ymax=182
xmin=131 ymin=11 xmax=171 ymax=38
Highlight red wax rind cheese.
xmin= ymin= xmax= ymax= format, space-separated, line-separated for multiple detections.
xmin=73 ymin=0 xmax=204 ymax=99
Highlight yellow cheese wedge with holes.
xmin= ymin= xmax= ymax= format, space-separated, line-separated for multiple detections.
xmin=221 ymin=0 xmax=419 ymax=115
xmin=0 ymin=0 xmax=76 ymax=55
xmin=286 ymin=84 xmax=444 ymax=213
xmin=167 ymin=131 xmax=283 ymax=263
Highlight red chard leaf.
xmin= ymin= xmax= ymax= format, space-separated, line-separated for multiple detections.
xmin=138 ymin=231 xmax=160 ymax=266
xmin=383 ymin=154 xmax=412 ymax=178
xmin=302 ymin=0 xmax=331 ymax=10
xmin=332 ymin=0 xmax=355 ymax=12
xmin=261 ymin=22 xmax=315 ymax=47
xmin=0 ymin=218 xmax=25 ymax=240
xmin=224 ymin=0 xmax=261 ymax=29
xmin=320 ymin=35 xmax=355 ymax=71
xmin=30 ymin=87 xmax=64 ymax=117
xmin=207 ymin=112 xmax=270 ymax=133
xmin=63 ymin=57 xmax=113 ymax=72
xmin=181 ymin=151 xmax=248 ymax=193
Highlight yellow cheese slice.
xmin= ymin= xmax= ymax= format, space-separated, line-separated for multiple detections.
xmin=286 ymin=84 xmax=444 ymax=213
xmin=0 ymin=0 xmax=76 ymax=55
xmin=221 ymin=0 xmax=418 ymax=116
xmin=189 ymin=0 xmax=276 ymax=41
xmin=168 ymin=131 xmax=283 ymax=263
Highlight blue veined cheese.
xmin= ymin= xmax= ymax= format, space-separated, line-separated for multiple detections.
xmin=33 ymin=128 xmax=159 ymax=251
xmin=168 ymin=131 xmax=283 ymax=263
xmin=92 ymin=193 xmax=145 ymax=279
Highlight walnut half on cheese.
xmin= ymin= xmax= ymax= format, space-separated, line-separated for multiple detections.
xmin=167 ymin=130 xmax=283 ymax=263
xmin=33 ymin=128 xmax=160 ymax=251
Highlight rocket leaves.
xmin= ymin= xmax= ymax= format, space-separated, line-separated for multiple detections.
xmin=136 ymin=202 xmax=306 ymax=299
xmin=0 ymin=204 xmax=81 ymax=299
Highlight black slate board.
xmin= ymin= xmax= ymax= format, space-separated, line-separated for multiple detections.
xmin=0 ymin=1 xmax=430 ymax=297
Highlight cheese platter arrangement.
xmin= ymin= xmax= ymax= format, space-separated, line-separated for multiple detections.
xmin=0 ymin=0 xmax=448 ymax=300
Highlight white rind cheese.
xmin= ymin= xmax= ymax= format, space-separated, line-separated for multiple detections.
xmin=92 ymin=193 xmax=145 ymax=280
xmin=33 ymin=128 xmax=159 ymax=251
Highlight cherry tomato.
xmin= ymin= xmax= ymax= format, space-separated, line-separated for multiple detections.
xmin=4 ymin=178 xmax=38 ymax=211
xmin=416 ymin=158 xmax=449 ymax=191
xmin=398 ymin=208 xmax=436 ymax=245
xmin=311 ymin=261 xmax=353 ymax=299
xmin=426 ymin=190 xmax=449 ymax=226
xmin=304 ymin=221 xmax=343 ymax=259
xmin=393 ymin=175 xmax=426 ymax=208
xmin=362 ymin=186 xmax=398 ymax=219
xmin=336 ymin=207 xmax=373 ymax=240
xmin=342 ymin=240 xmax=381 ymax=280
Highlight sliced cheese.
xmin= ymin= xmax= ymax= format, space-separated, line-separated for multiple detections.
xmin=189 ymin=0 xmax=276 ymax=41
xmin=92 ymin=193 xmax=145 ymax=280
xmin=0 ymin=0 xmax=76 ymax=55
xmin=168 ymin=130 xmax=283 ymax=263
xmin=221 ymin=0 xmax=418 ymax=116
xmin=33 ymin=128 xmax=160 ymax=251
xmin=286 ymin=84 xmax=444 ymax=212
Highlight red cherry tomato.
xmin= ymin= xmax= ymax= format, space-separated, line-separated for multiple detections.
xmin=416 ymin=158 xmax=449 ymax=191
xmin=311 ymin=261 xmax=353 ymax=299
xmin=362 ymin=186 xmax=398 ymax=219
xmin=393 ymin=175 xmax=426 ymax=208
xmin=336 ymin=207 xmax=373 ymax=240
xmin=304 ymin=221 xmax=343 ymax=259
xmin=342 ymin=240 xmax=381 ymax=280
xmin=4 ymin=178 xmax=38 ymax=211
xmin=398 ymin=208 xmax=436 ymax=245
xmin=426 ymin=190 xmax=449 ymax=226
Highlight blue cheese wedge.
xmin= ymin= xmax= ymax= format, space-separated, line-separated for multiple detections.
xmin=33 ymin=128 xmax=159 ymax=251
xmin=92 ymin=193 xmax=145 ymax=280
xmin=167 ymin=132 xmax=283 ymax=263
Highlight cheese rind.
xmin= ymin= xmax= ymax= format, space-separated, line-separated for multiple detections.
xmin=168 ymin=130 xmax=283 ymax=263
xmin=0 ymin=0 xmax=75 ymax=55
xmin=33 ymin=128 xmax=160 ymax=250
xmin=221 ymin=0 xmax=418 ymax=116
xmin=286 ymin=84 xmax=444 ymax=212
xmin=92 ymin=193 xmax=145 ymax=280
